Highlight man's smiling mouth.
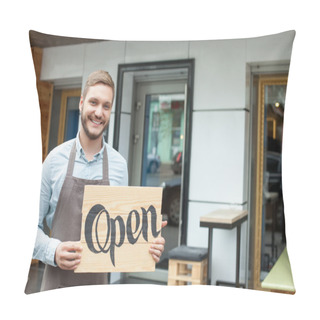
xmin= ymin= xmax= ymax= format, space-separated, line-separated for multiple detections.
xmin=91 ymin=119 xmax=103 ymax=125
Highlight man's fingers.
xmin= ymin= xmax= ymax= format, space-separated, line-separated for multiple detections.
xmin=151 ymin=253 xmax=160 ymax=263
xmin=149 ymin=235 xmax=165 ymax=263
xmin=153 ymin=237 xmax=165 ymax=245
xmin=62 ymin=241 xmax=83 ymax=252
xmin=60 ymin=258 xmax=81 ymax=270
xmin=161 ymin=220 xmax=168 ymax=228
xmin=60 ymin=250 xmax=81 ymax=261
xmin=150 ymin=243 xmax=164 ymax=251
xmin=55 ymin=241 xmax=83 ymax=270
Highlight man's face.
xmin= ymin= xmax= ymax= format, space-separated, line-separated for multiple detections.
xmin=79 ymin=83 xmax=113 ymax=140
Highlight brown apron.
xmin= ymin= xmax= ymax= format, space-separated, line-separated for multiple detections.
xmin=41 ymin=141 xmax=110 ymax=291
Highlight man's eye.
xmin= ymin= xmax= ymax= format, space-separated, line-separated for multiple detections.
xmin=104 ymin=104 xmax=110 ymax=109
xmin=90 ymin=100 xmax=97 ymax=105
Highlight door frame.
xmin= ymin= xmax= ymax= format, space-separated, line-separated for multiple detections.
xmin=114 ymin=59 xmax=195 ymax=245
xmin=57 ymin=88 xmax=81 ymax=145
xmin=250 ymin=73 xmax=288 ymax=290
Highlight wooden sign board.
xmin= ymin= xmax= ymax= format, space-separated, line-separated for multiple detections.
xmin=75 ymin=185 xmax=163 ymax=273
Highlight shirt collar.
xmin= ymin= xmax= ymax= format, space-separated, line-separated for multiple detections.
xmin=75 ymin=132 xmax=105 ymax=160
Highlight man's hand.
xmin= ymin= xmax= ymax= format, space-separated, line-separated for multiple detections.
xmin=149 ymin=220 xmax=167 ymax=263
xmin=55 ymin=241 xmax=83 ymax=270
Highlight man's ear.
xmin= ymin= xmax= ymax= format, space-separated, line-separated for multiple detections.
xmin=79 ymin=96 xmax=84 ymax=113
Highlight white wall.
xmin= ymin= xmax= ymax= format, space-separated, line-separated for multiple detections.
xmin=40 ymin=30 xmax=295 ymax=285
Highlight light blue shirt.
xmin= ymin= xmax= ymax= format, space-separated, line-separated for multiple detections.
xmin=32 ymin=133 xmax=128 ymax=266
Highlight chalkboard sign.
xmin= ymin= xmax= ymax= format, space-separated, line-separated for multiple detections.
xmin=75 ymin=185 xmax=163 ymax=273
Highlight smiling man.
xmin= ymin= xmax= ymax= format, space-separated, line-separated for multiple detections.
xmin=32 ymin=70 xmax=166 ymax=291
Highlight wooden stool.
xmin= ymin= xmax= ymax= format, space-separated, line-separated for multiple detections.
xmin=167 ymin=245 xmax=208 ymax=285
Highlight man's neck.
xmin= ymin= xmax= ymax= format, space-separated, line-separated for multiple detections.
xmin=78 ymin=130 xmax=103 ymax=161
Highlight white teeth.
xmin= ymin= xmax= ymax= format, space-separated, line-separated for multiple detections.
xmin=92 ymin=120 xmax=101 ymax=125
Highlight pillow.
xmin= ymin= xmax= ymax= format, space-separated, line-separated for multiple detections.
xmin=25 ymin=30 xmax=295 ymax=295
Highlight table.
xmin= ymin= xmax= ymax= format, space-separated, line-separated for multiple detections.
xmin=261 ymin=246 xmax=295 ymax=294
xmin=200 ymin=209 xmax=248 ymax=287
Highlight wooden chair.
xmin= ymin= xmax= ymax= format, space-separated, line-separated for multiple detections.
xmin=168 ymin=245 xmax=208 ymax=285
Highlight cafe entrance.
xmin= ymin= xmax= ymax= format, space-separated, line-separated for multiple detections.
xmin=126 ymin=80 xmax=186 ymax=283
xmin=114 ymin=60 xmax=194 ymax=284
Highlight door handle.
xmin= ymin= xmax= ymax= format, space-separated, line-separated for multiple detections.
xmin=133 ymin=134 xmax=140 ymax=144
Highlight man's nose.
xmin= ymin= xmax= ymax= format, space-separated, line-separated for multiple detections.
xmin=94 ymin=105 xmax=103 ymax=118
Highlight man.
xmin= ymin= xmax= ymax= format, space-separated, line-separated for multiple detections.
xmin=33 ymin=70 xmax=166 ymax=291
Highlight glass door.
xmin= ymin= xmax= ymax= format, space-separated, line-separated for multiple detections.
xmin=127 ymin=80 xmax=186 ymax=283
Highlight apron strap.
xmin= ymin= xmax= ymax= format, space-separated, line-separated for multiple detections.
xmin=66 ymin=141 xmax=77 ymax=177
xmin=102 ymin=147 xmax=110 ymax=183
xmin=66 ymin=140 xmax=110 ymax=183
